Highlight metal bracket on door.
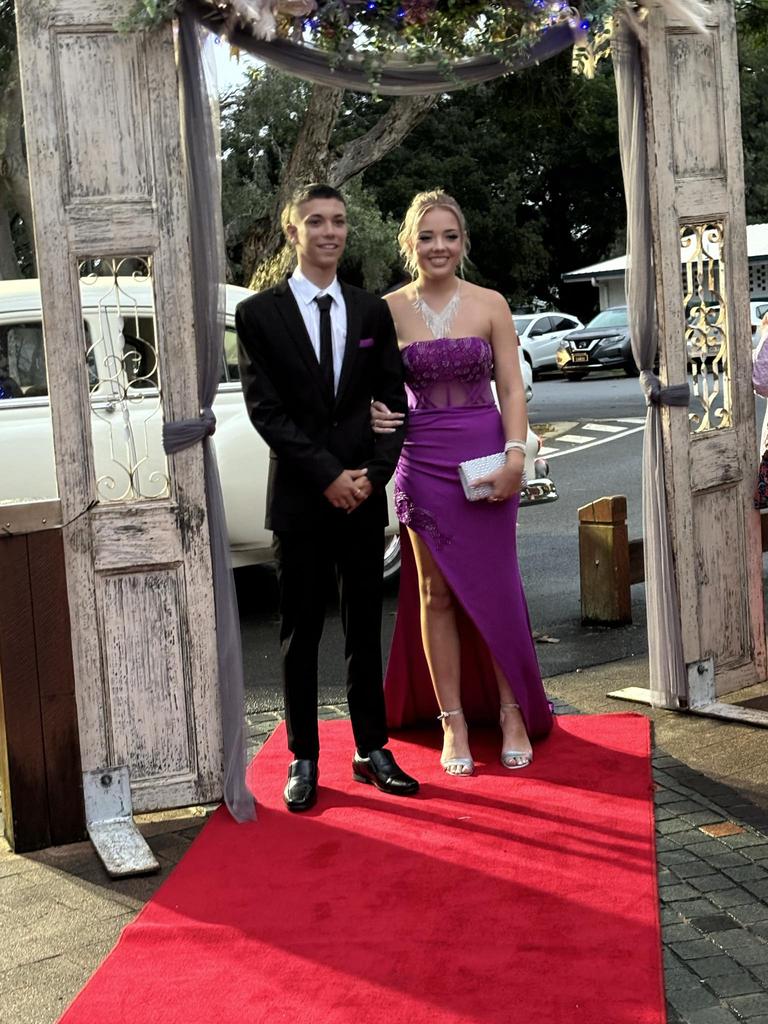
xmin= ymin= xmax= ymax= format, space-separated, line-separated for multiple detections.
xmin=83 ymin=766 xmax=160 ymax=879
xmin=686 ymin=656 xmax=716 ymax=708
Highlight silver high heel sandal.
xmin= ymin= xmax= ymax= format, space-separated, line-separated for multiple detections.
xmin=499 ymin=702 xmax=533 ymax=770
xmin=437 ymin=708 xmax=474 ymax=776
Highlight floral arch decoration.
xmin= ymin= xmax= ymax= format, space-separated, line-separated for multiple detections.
xmin=127 ymin=0 xmax=708 ymax=95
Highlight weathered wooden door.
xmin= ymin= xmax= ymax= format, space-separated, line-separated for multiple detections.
xmin=16 ymin=2 xmax=223 ymax=810
xmin=644 ymin=0 xmax=766 ymax=699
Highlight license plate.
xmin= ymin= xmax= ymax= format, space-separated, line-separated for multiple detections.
xmin=572 ymin=352 xmax=589 ymax=363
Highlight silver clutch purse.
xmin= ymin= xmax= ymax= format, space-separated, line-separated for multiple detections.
xmin=458 ymin=452 xmax=527 ymax=501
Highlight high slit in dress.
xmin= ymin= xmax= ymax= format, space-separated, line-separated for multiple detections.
xmin=383 ymin=336 xmax=553 ymax=741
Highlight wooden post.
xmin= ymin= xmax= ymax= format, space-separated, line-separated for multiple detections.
xmin=0 ymin=504 xmax=85 ymax=852
xmin=578 ymin=496 xmax=632 ymax=626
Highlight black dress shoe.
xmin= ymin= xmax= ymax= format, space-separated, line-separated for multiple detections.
xmin=352 ymin=748 xmax=419 ymax=796
xmin=283 ymin=759 xmax=318 ymax=812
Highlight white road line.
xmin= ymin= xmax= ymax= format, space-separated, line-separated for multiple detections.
xmin=583 ymin=423 xmax=625 ymax=433
xmin=545 ymin=424 xmax=646 ymax=459
xmin=614 ymin=417 xmax=647 ymax=424
xmin=538 ymin=446 xmax=557 ymax=456
xmin=557 ymin=434 xmax=594 ymax=444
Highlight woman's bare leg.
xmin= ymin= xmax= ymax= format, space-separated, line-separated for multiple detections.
xmin=407 ymin=528 xmax=472 ymax=770
xmin=492 ymin=659 xmax=532 ymax=767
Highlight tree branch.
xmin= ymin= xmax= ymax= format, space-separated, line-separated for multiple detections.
xmin=330 ymin=94 xmax=438 ymax=186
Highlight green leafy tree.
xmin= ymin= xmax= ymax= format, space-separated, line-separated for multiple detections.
xmin=0 ymin=0 xmax=33 ymax=278
xmin=222 ymin=66 xmax=435 ymax=289
xmin=363 ymin=53 xmax=624 ymax=318
xmin=738 ymin=0 xmax=768 ymax=221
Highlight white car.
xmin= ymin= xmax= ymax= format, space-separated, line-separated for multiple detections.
xmin=0 ymin=277 xmax=555 ymax=581
xmin=514 ymin=311 xmax=583 ymax=376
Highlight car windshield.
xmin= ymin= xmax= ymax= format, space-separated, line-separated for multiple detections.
xmin=514 ymin=316 xmax=534 ymax=332
xmin=587 ymin=308 xmax=628 ymax=329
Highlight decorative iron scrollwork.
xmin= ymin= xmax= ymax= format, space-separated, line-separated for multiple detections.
xmin=80 ymin=256 xmax=171 ymax=503
xmin=682 ymin=222 xmax=732 ymax=434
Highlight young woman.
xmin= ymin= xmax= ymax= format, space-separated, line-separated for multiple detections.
xmin=373 ymin=190 xmax=552 ymax=775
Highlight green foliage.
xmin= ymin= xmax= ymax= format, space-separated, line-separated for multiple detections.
xmin=221 ymin=66 xmax=400 ymax=288
xmin=363 ymin=52 xmax=624 ymax=316
xmin=118 ymin=0 xmax=178 ymax=32
xmin=341 ymin=178 xmax=399 ymax=291
xmin=122 ymin=0 xmax=620 ymax=68
xmin=221 ymin=67 xmax=307 ymax=239
xmin=737 ymin=0 xmax=768 ymax=221
xmin=0 ymin=0 xmax=15 ymax=84
xmin=300 ymin=0 xmax=618 ymax=67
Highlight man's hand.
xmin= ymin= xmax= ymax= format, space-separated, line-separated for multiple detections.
xmin=371 ymin=400 xmax=405 ymax=434
xmin=324 ymin=468 xmax=370 ymax=512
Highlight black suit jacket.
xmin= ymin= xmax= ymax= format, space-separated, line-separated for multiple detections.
xmin=236 ymin=277 xmax=407 ymax=532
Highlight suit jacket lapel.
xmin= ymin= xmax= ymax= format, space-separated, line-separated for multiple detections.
xmin=335 ymin=281 xmax=362 ymax=408
xmin=274 ymin=279 xmax=327 ymax=393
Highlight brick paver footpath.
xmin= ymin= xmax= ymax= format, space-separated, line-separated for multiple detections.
xmin=5 ymin=687 xmax=768 ymax=1023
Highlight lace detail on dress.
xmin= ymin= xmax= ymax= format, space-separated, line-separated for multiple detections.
xmin=401 ymin=336 xmax=494 ymax=410
xmin=394 ymin=488 xmax=452 ymax=550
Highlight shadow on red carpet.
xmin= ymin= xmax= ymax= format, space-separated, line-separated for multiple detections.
xmin=59 ymin=713 xmax=665 ymax=1024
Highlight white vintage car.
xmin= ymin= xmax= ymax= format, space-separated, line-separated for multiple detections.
xmin=0 ymin=277 xmax=556 ymax=579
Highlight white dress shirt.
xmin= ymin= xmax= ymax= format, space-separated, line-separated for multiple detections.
xmin=288 ymin=267 xmax=348 ymax=393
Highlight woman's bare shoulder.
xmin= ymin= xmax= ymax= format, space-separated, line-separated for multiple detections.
xmin=384 ymin=284 xmax=416 ymax=307
xmin=461 ymin=281 xmax=507 ymax=308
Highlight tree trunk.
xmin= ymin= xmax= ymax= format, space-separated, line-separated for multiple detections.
xmin=0 ymin=51 xmax=34 ymax=278
xmin=243 ymin=85 xmax=344 ymax=291
xmin=241 ymin=87 xmax=437 ymax=291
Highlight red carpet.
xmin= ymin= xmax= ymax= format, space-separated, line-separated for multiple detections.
xmin=60 ymin=714 xmax=665 ymax=1024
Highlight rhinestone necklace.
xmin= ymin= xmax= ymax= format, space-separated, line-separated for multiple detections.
xmin=413 ymin=283 xmax=461 ymax=339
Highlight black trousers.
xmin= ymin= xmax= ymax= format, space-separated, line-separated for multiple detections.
xmin=273 ymin=515 xmax=388 ymax=761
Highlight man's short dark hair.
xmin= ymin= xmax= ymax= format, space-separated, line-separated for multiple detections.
xmin=282 ymin=183 xmax=346 ymax=236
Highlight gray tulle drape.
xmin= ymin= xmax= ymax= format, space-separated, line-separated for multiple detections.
xmin=613 ymin=15 xmax=690 ymax=709
xmin=162 ymin=14 xmax=256 ymax=822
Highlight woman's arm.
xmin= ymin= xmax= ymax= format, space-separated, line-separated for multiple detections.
xmin=489 ymin=290 xmax=529 ymax=445
xmin=473 ymin=290 xmax=528 ymax=501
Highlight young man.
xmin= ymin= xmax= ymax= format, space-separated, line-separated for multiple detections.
xmin=236 ymin=184 xmax=418 ymax=812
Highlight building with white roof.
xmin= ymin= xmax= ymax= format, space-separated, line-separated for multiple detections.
xmin=563 ymin=224 xmax=768 ymax=310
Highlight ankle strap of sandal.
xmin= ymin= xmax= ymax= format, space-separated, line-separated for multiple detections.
xmin=437 ymin=708 xmax=463 ymax=721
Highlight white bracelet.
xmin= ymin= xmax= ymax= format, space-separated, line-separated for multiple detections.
xmin=504 ymin=439 xmax=527 ymax=454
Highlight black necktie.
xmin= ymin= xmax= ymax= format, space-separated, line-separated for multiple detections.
xmin=314 ymin=294 xmax=335 ymax=401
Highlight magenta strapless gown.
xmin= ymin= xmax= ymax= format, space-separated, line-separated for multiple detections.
xmin=384 ymin=336 xmax=553 ymax=740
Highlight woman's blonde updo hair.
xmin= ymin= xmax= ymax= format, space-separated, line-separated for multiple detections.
xmin=397 ymin=190 xmax=470 ymax=280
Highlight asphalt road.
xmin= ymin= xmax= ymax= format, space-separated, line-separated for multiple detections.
xmin=238 ymin=369 xmax=657 ymax=713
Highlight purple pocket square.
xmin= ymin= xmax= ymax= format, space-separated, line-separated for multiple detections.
xmin=358 ymin=337 xmax=375 ymax=349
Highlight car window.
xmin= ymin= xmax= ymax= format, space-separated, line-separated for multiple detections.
xmin=757 ymin=304 xmax=768 ymax=321
xmin=123 ymin=316 xmax=159 ymax=389
xmin=0 ymin=319 xmax=93 ymax=399
xmin=513 ymin=316 xmax=534 ymax=335
xmin=221 ymin=327 xmax=241 ymax=384
xmin=550 ymin=316 xmax=578 ymax=332
xmin=587 ymin=308 xmax=628 ymax=329
xmin=529 ymin=317 xmax=553 ymax=337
